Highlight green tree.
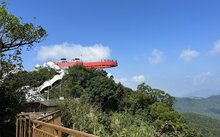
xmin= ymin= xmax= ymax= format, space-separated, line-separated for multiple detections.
xmin=0 ymin=71 xmax=27 ymax=133
xmin=183 ymin=112 xmax=220 ymax=137
xmin=136 ymin=83 xmax=175 ymax=107
xmin=58 ymin=66 xmax=201 ymax=136
xmin=149 ymin=102 xmax=201 ymax=137
xmin=110 ymin=112 xmax=155 ymax=137
xmin=58 ymin=99 xmax=109 ymax=136
xmin=26 ymin=68 xmax=56 ymax=87
xmin=0 ymin=2 xmax=47 ymax=135
xmin=0 ymin=2 xmax=47 ymax=79
xmin=60 ymin=66 xmax=127 ymax=112
xmin=0 ymin=2 xmax=46 ymax=52
xmin=85 ymin=76 xmax=125 ymax=111
xmin=121 ymin=83 xmax=174 ymax=115
xmin=0 ymin=68 xmax=55 ymax=136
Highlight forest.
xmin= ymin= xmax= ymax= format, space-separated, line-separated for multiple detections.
xmin=182 ymin=113 xmax=220 ymax=137
xmin=1 ymin=65 xmax=202 ymax=137
xmin=174 ymin=96 xmax=220 ymax=137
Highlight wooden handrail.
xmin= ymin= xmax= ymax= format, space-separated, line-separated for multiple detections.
xmin=31 ymin=120 xmax=98 ymax=137
xmin=37 ymin=110 xmax=61 ymax=121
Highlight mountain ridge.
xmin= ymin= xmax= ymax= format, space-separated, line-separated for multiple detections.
xmin=183 ymin=89 xmax=220 ymax=98
xmin=174 ymin=94 xmax=220 ymax=119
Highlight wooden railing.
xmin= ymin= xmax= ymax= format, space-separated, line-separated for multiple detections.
xmin=16 ymin=111 xmax=98 ymax=137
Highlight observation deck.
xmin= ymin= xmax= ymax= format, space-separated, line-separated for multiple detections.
xmin=55 ymin=58 xmax=118 ymax=69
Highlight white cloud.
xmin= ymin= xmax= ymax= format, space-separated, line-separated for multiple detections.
xmin=148 ymin=49 xmax=163 ymax=64
xmin=114 ymin=77 xmax=128 ymax=84
xmin=209 ymin=40 xmax=220 ymax=55
xmin=180 ymin=49 xmax=199 ymax=62
xmin=193 ymin=72 xmax=212 ymax=85
xmin=37 ymin=43 xmax=110 ymax=62
xmin=132 ymin=75 xmax=145 ymax=83
xmin=114 ymin=74 xmax=148 ymax=87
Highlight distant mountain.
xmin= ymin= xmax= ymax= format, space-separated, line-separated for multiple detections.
xmin=183 ymin=89 xmax=220 ymax=98
xmin=182 ymin=113 xmax=220 ymax=137
xmin=174 ymin=95 xmax=220 ymax=119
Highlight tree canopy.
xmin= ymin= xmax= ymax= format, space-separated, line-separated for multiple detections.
xmin=0 ymin=68 xmax=56 ymax=136
xmin=53 ymin=66 xmax=202 ymax=137
xmin=0 ymin=2 xmax=47 ymax=52
xmin=0 ymin=2 xmax=47 ymax=135
xmin=0 ymin=2 xmax=47 ymax=80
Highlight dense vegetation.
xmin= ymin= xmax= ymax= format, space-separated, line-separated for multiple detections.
xmin=182 ymin=113 xmax=220 ymax=137
xmin=0 ymin=68 xmax=56 ymax=136
xmin=174 ymin=95 xmax=220 ymax=119
xmin=47 ymin=66 xmax=201 ymax=137
xmin=174 ymin=96 xmax=220 ymax=137
xmin=0 ymin=2 xmax=47 ymax=136
xmin=0 ymin=65 xmax=203 ymax=137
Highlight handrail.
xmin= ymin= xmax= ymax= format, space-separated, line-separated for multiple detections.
xmin=32 ymin=120 xmax=98 ymax=137
xmin=16 ymin=111 xmax=98 ymax=137
xmin=37 ymin=110 xmax=60 ymax=121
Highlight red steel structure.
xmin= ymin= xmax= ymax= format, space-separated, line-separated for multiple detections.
xmin=55 ymin=59 xmax=118 ymax=69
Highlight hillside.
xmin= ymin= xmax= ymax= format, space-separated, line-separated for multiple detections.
xmin=1 ymin=65 xmax=203 ymax=137
xmin=182 ymin=113 xmax=220 ymax=137
xmin=50 ymin=66 xmax=201 ymax=137
xmin=174 ymin=95 xmax=220 ymax=119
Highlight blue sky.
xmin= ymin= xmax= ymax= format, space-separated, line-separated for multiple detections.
xmin=6 ymin=0 xmax=220 ymax=96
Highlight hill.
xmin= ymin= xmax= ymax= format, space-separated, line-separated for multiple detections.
xmin=183 ymin=89 xmax=220 ymax=98
xmin=52 ymin=66 xmax=201 ymax=136
xmin=1 ymin=65 xmax=202 ymax=136
xmin=174 ymin=95 xmax=220 ymax=119
xmin=182 ymin=113 xmax=220 ymax=137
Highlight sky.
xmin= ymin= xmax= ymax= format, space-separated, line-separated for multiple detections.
xmin=5 ymin=0 xmax=220 ymax=96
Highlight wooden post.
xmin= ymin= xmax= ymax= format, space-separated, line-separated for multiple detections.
xmin=24 ymin=118 xmax=26 ymax=137
xmin=16 ymin=119 xmax=19 ymax=137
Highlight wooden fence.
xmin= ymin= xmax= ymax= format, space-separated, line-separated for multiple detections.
xmin=16 ymin=111 xmax=98 ymax=137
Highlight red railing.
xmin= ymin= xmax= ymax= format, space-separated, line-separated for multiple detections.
xmin=56 ymin=60 xmax=118 ymax=69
